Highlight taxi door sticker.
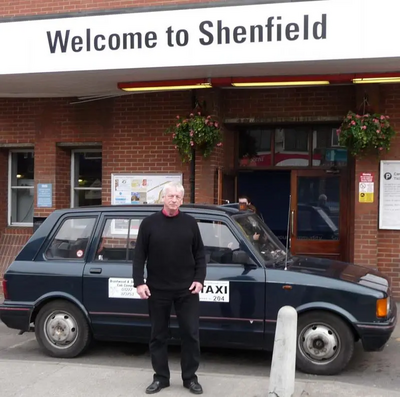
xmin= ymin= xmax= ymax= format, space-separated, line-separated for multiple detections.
xmin=199 ymin=281 xmax=230 ymax=303
xmin=108 ymin=278 xmax=230 ymax=303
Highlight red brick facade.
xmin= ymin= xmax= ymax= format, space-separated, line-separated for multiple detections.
xmin=1 ymin=1 xmax=400 ymax=297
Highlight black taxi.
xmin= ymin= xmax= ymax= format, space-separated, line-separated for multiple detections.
xmin=0 ymin=204 xmax=397 ymax=375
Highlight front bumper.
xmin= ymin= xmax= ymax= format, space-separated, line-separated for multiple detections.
xmin=0 ymin=301 xmax=33 ymax=331
xmin=355 ymin=301 xmax=398 ymax=352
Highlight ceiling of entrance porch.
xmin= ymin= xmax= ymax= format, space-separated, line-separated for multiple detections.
xmin=1 ymin=57 xmax=400 ymax=99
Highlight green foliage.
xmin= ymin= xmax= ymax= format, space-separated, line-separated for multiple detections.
xmin=337 ymin=111 xmax=396 ymax=157
xmin=165 ymin=111 xmax=223 ymax=162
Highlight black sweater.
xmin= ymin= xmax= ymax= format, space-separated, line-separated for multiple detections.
xmin=133 ymin=211 xmax=207 ymax=290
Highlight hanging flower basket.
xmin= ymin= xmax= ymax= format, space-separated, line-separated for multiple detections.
xmin=337 ymin=111 xmax=396 ymax=157
xmin=165 ymin=111 xmax=223 ymax=162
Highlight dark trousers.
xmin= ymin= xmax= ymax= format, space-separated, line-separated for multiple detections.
xmin=148 ymin=288 xmax=200 ymax=386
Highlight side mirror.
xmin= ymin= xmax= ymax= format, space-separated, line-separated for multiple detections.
xmin=232 ymin=250 xmax=250 ymax=265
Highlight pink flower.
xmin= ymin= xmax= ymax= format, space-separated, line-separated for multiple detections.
xmin=351 ymin=121 xmax=356 ymax=125
xmin=207 ymin=115 xmax=211 ymax=119
xmin=190 ymin=113 xmax=194 ymax=117
xmin=361 ymin=126 xmax=367 ymax=130
xmin=356 ymin=114 xmax=361 ymax=119
xmin=176 ymin=123 xmax=181 ymax=128
xmin=373 ymin=118 xmax=379 ymax=123
xmin=204 ymin=119 xmax=208 ymax=125
xmin=217 ymin=142 xmax=223 ymax=147
xmin=172 ymin=133 xmax=176 ymax=138
xmin=198 ymin=112 xmax=201 ymax=115
xmin=190 ymin=141 xmax=194 ymax=146
xmin=190 ymin=131 xmax=194 ymax=137
xmin=176 ymin=115 xmax=180 ymax=119
xmin=336 ymin=129 xmax=341 ymax=135
xmin=377 ymin=130 xmax=380 ymax=133
xmin=379 ymin=147 xmax=383 ymax=151
xmin=174 ymin=145 xmax=178 ymax=149
xmin=215 ymin=122 xmax=219 ymax=128
xmin=380 ymin=115 xmax=386 ymax=120
xmin=183 ymin=119 xmax=188 ymax=123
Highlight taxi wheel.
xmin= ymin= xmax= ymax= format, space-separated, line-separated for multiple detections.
xmin=296 ymin=311 xmax=355 ymax=375
xmin=35 ymin=300 xmax=91 ymax=358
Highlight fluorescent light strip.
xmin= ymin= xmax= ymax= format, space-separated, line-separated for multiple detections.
xmin=121 ymin=83 xmax=212 ymax=92
xmin=232 ymin=81 xmax=330 ymax=87
xmin=353 ymin=77 xmax=400 ymax=84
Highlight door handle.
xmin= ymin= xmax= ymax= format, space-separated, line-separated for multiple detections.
xmin=291 ymin=210 xmax=295 ymax=237
xmin=89 ymin=268 xmax=102 ymax=274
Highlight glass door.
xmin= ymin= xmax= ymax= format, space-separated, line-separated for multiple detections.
xmin=290 ymin=170 xmax=346 ymax=261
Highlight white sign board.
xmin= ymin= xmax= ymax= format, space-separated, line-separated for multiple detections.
xmin=379 ymin=161 xmax=400 ymax=230
xmin=111 ymin=173 xmax=182 ymax=206
xmin=108 ymin=278 xmax=230 ymax=303
xmin=1 ymin=0 xmax=400 ymax=75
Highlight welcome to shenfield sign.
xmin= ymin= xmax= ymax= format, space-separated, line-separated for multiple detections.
xmin=0 ymin=0 xmax=397 ymax=75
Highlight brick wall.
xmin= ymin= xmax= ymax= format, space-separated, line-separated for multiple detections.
xmin=0 ymin=150 xmax=7 ymax=232
xmin=379 ymin=85 xmax=400 ymax=295
xmin=352 ymin=84 xmax=400 ymax=295
xmin=2 ymin=83 xmax=400 ymax=298
xmin=0 ymin=90 xmax=227 ymax=280
xmin=0 ymin=0 xmax=227 ymax=17
xmin=223 ymin=85 xmax=356 ymax=120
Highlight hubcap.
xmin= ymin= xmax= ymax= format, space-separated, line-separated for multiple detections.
xmin=299 ymin=323 xmax=340 ymax=364
xmin=44 ymin=311 xmax=79 ymax=349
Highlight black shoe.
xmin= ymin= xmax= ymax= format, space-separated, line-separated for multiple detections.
xmin=184 ymin=381 xmax=203 ymax=395
xmin=145 ymin=380 xmax=169 ymax=394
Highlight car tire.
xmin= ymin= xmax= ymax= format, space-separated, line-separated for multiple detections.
xmin=35 ymin=300 xmax=91 ymax=358
xmin=296 ymin=311 xmax=355 ymax=375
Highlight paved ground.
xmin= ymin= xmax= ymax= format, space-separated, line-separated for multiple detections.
xmin=1 ymin=293 xmax=400 ymax=396
xmin=1 ymin=358 xmax=400 ymax=397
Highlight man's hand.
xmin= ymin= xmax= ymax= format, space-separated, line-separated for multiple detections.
xmin=136 ymin=284 xmax=151 ymax=299
xmin=189 ymin=281 xmax=203 ymax=294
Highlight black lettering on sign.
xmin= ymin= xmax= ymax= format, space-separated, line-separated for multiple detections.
xmin=199 ymin=21 xmax=214 ymax=45
xmin=215 ymin=286 xmax=223 ymax=294
xmin=47 ymin=30 xmax=70 ymax=53
xmin=47 ymin=28 xmax=159 ymax=54
xmin=198 ymin=14 xmax=327 ymax=46
xmin=205 ymin=285 xmax=214 ymax=294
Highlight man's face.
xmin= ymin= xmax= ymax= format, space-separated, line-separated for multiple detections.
xmin=239 ymin=198 xmax=249 ymax=210
xmin=163 ymin=187 xmax=183 ymax=212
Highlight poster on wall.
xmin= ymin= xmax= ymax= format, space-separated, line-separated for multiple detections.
xmin=111 ymin=173 xmax=183 ymax=206
xmin=379 ymin=161 xmax=400 ymax=230
xmin=359 ymin=173 xmax=374 ymax=203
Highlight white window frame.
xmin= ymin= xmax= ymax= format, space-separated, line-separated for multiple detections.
xmin=8 ymin=149 xmax=35 ymax=227
xmin=70 ymin=149 xmax=102 ymax=208
xmin=331 ymin=127 xmax=342 ymax=147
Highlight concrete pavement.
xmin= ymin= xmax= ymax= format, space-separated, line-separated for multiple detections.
xmin=0 ymin=359 xmax=399 ymax=397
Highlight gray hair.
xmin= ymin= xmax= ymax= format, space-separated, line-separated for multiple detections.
xmin=162 ymin=181 xmax=185 ymax=198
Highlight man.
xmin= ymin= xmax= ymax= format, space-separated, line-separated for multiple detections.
xmin=133 ymin=181 xmax=206 ymax=395
xmin=238 ymin=195 xmax=251 ymax=211
xmin=318 ymin=194 xmax=331 ymax=215
xmin=238 ymin=195 xmax=260 ymax=242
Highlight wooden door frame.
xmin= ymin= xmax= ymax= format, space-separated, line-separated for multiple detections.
xmin=290 ymin=169 xmax=349 ymax=261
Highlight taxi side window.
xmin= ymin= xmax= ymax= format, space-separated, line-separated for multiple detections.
xmin=197 ymin=220 xmax=240 ymax=264
xmin=96 ymin=217 xmax=143 ymax=262
xmin=45 ymin=217 xmax=96 ymax=260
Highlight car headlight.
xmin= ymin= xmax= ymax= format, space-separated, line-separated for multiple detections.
xmin=376 ymin=297 xmax=390 ymax=318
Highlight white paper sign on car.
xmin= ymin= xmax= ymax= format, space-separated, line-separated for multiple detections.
xmin=109 ymin=278 xmax=140 ymax=299
xmin=108 ymin=278 xmax=230 ymax=303
xmin=199 ymin=281 xmax=230 ymax=303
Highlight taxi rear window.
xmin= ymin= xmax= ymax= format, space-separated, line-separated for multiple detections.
xmin=45 ymin=217 xmax=96 ymax=260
